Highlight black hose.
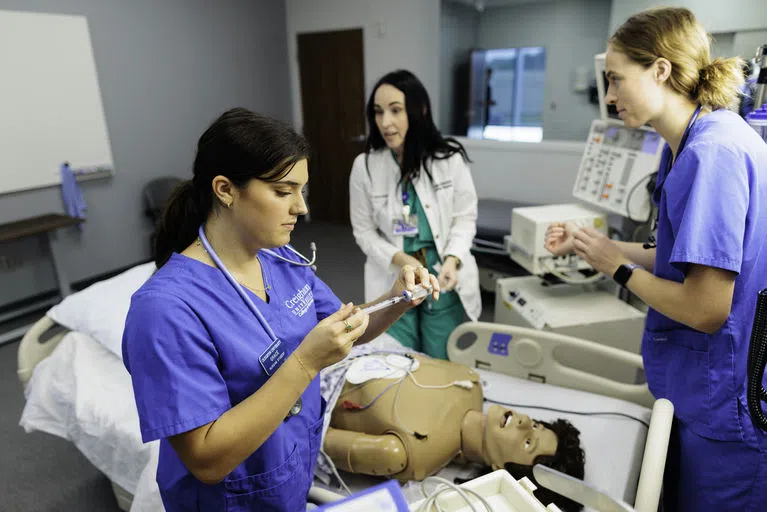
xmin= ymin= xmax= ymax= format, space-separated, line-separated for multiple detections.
xmin=747 ymin=289 xmax=767 ymax=431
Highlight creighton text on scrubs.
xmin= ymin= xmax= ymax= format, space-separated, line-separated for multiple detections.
xmin=286 ymin=284 xmax=314 ymax=317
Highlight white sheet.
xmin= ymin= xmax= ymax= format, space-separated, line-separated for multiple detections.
xmin=19 ymin=331 xmax=155 ymax=496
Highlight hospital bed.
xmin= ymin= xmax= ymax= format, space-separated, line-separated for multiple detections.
xmin=16 ymin=263 xmax=673 ymax=512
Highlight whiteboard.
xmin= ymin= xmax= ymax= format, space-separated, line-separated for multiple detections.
xmin=0 ymin=10 xmax=114 ymax=196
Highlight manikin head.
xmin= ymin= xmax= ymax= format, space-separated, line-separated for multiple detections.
xmin=482 ymin=405 xmax=585 ymax=512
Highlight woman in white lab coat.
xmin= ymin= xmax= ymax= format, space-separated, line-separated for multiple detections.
xmin=349 ymin=70 xmax=481 ymax=359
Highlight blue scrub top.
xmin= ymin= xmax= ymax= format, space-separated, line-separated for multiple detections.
xmin=647 ymin=109 xmax=767 ymax=441
xmin=122 ymin=248 xmax=342 ymax=511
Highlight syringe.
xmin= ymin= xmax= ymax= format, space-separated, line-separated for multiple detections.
xmin=360 ymin=284 xmax=433 ymax=315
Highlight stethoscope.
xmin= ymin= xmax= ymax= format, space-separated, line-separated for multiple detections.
xmin=197 ymin=224 xmax=316 ymax=419
xmin=644 ymin=104 xmax=703 ymax=249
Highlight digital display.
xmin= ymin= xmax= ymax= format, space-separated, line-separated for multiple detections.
xmin=603 ymin=126 xmax=662 ymax=154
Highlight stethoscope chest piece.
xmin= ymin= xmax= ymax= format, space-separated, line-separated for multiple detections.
xmin=285 ymin=397 xmax=303 ymax=420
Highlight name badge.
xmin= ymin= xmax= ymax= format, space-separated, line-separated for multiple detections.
xmin=259 ymin=338 xmax=287 ymax=376
xmin=393 ymin=217 xmax=419 ymax=237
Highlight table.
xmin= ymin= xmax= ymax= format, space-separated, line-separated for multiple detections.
xmin=0 ymin=214 xmax=82 ymax=345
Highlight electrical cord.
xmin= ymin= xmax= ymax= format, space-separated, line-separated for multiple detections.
xmin=415 ymin=476 xmax=494 ymax=512
xmin=318 ymin=449 xmax=353 ymax=496
xmin=625 ymin=171 xmax=657 ymax=223
xmin=484 ymin=398 xmax=650 ymax=428
xmin=542 ymin=258 xmax=605 ymax=285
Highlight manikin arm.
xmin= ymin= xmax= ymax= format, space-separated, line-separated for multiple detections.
xmin=323 ymin=427 xmax=408 ymax=477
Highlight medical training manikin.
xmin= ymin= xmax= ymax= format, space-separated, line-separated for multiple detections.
xmin=323 ymin=353 xmax=586 ymax=510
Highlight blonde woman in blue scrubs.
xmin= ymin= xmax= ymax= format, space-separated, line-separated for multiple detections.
xmin=546 ymin=8 xmax=767 ymax=511
xmin=349 ymin=70 xmax=482 ymax=359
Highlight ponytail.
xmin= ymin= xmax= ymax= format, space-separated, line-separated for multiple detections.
xmin=153 ymin=180 xmax=210 ymax=267
xmin=696 ymin=57 xmax=745 ymax=111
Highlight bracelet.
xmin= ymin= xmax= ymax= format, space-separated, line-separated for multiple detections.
xmin=293 ymin=352 xmax=314 ymax=380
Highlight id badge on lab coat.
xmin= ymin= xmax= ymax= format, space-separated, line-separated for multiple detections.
xmin=393 ymin=216 xmax=419 ymax=237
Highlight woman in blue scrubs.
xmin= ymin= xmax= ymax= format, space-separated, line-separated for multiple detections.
xmin=122 ymin=108 xmax=439 ymax=511
xmin=546 ymin=8 xmax=767 ymax=511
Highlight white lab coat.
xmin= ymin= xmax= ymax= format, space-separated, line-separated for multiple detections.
xmin=349 ymin=149 xmax=481 ymax=321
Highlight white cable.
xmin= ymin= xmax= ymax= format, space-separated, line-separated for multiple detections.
xmin=319 ymin=449 xmax=352 ymax=496
xmin=392 ymin=374 xmax=417 ymax=437
xmin=416 ymin=476 xmax=493 ymax=512
xmin=407 ymin=372 xmax=472 ymax=390
xmin=543 ymin=258 xmax=604 ymax=285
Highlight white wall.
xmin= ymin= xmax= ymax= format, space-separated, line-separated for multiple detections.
xmin=474 ymin=0 xmax=611 ymax=141
xmin=285 ymin=0 xmax=441 ymax=132
xmin=733 ymin=29 xmax=767 ymax=59
xmin=459 ymin=138 xmax=585 ymax=203
xmin=609 ymin=0 xmax=767 ymax=34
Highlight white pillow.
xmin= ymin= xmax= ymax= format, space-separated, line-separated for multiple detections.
xmin=47 ymin=262 xmax=156 ymax=359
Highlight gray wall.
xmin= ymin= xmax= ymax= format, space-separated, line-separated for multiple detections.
xmin=609 ymin=0 xmax=767 ymax=34
xmin=440 ymin=1 xmax=479 ymax=135
xmin=474 ymin=0 xmax=611 ymax=141
xmin=0 ymin=0 xmax=292 ymax=308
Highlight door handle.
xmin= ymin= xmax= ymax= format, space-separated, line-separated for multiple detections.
xmin=349 ymin=134 xmax=366 ymax=142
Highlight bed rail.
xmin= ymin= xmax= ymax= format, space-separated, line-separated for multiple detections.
xmin=448 ymin=322 xmax=653 ymax=408
xmin=17 ymin=315 xmax=70 ymax=387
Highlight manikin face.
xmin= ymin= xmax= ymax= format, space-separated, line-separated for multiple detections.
xmin=373 ymin=84 xmax=409 ymax=155
xmin=604 ymin=45 xmax=665 ymax=128
xmin=227 ymin=159 xmax=309 ymax=250
xmin=484 ymin=405 xmax=558 ymax=468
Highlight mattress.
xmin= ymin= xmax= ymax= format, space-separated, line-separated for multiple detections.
xmin=19 ymin=331 xmax=155 ymax=497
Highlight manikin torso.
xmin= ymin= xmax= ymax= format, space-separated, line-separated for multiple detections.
xmin=328 ymin=354 xmax=483 ymax=481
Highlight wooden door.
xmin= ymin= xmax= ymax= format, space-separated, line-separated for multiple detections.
xmin=298 ymin=29 xmax=365 ymax=225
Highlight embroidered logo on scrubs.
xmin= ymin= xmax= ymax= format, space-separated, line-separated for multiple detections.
xmin=285 ymin=283 xmax=314 ymax=317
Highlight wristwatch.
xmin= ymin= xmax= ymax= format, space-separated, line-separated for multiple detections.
xmin=613 ymin=263 xmax=642 ymax=288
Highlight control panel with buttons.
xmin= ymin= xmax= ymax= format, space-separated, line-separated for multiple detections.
xmin=573 ymin=120 xmax=664 ymax=221
xmin=488 ymin=332 xmax=513 ymax=356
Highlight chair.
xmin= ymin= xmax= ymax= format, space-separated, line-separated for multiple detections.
xmin=143 ymin=177 xmax=182 ymax=225
xmin=142 ymin=177 xmax=182 ymax=256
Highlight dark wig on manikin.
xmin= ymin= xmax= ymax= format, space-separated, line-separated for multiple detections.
xmin=364 ymin=69 xmax=470 ymax=183
xmin=152 ymin=108 xmax=310 ymax=268
xmin=505 ymin=419 xmax=586 ymax=512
